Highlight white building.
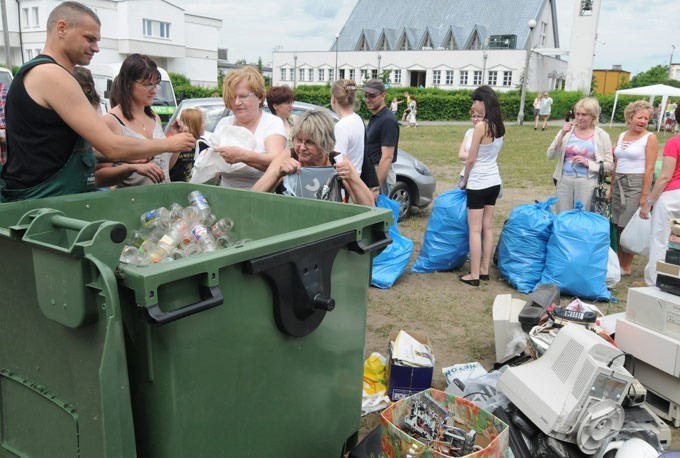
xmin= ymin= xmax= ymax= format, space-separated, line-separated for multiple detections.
xmin=0 ymin=0 xmax=222 ymax=87
xmin=272 ymin=0 xmax=570 ymax=93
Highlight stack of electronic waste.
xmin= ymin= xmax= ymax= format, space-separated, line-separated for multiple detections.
xmin=488 ymin=285 xmax=670 ymax=456
xmin=616 ymin=285 xmax=680 ymax=430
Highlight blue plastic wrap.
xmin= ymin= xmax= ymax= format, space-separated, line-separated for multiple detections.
xmin=498 ymin=197 xmax=558 ymax=293
xmin=411 ymin=188 xmax=469 ymax=273
xmin=371 ymin=195 xmax=414 ymax=288
xmin=539 ymin=201 xmax=611 ymax=301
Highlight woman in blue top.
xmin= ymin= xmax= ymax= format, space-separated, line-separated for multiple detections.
xmin=459 ymin=86 xmax=505 ymax=286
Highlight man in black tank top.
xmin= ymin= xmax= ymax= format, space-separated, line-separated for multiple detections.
xmin=0 ymin=1 xmax=195 ymax=201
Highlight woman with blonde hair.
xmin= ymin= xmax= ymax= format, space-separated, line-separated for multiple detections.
xmin=547 ymin=97 xmax=613 ymax=213
xmin=610 ymin=100 xmax=658 ymax=275
xmin=330 ymin=79 xmax=364 ymax=173
xmin=253 ymin=109 xmax=374 ymax=206
xmin=168 ymin=108 xmax=210 ymax=182
xmin=213 ymin=66 xmax=287 ymax=189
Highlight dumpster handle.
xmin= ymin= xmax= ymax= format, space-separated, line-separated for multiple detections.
xmin=349 ymin=229 xmax=392 ymax=255
xmin=142 ymin=285 xmax=223 ymax=326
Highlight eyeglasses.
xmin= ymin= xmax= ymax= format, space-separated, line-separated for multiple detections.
xmin=235 ymin=92 xmax=255 ymax=102
xmin=364 ymin=92 xmax=382 ymax=100
xmin=293 ymin=139 xmax=316 ymax=149
xmin=136 ymin=81 xmax=161 ymax=91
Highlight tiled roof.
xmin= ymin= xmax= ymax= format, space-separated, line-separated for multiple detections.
xmin=335 ymin=0 xmax=552 ymax=51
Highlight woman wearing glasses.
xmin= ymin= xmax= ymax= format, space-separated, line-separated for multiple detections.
xmin=213 ymin=67 xmax=287 ymax=189
xmin=547 ymin=97 xmax=613 ymax=213
xmin=253 ymin=109 xmax=374 ymax=206
xmin=102 ymin=53 xmax=171 ymax=186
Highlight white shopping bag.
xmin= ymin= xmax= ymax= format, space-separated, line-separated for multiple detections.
xmin=620 ymin=208 xmax=651 ymax=257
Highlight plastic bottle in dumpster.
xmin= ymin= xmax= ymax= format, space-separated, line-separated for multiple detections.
xmin=169 ymin=202 xmax=185 ymax=222
xmin=119 ymin=245 xmax=151 ymax=266
xmin=191 ymin=223 xmax=218 ymax=252
xmin=211 ymin=218 xmax=236 ymax=247
xmin=188 ymin=191 xmax=216 ymax=225
xmin=140 ymin=206 xmax=170 ymax=225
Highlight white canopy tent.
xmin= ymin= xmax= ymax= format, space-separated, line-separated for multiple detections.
xmin=610 ymin=84 xmax=680 ymax=131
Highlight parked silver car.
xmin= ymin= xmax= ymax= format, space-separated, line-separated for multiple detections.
xmin=165 ymin=97 xmax=435 ymax=220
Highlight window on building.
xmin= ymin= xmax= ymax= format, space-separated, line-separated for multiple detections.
xmin=502 ymin=71 xmax=512 ymax=86
xmin=358 ymin=35 xmax=370 ymax=51
xmin=399 ymin=35 xmax=410 ymax=51
xmin=159 ymin=22 xmax=171 ymax=39
xmin=488 ymin=71 xmax=498 ymax=86
xmin=360 ymin=69 xmax=369 ymax=82
xmin=579 ymin=0 xmax=593 ymax=16
xmin=489 ymin=35 xmax=517 ymax=49
xmin=469 ymin=32 xmax=482 ymax=50
xmin=445 ymin=70 xmax=454 ymax=85
xmin=308 ymin=68 xmax=314 ymax=81
xmin=432 ymin=70 xmax=441 ymax=85
xmin=318 ymin=68 xmax=325 ymax=82
xmin=393 ymin=70 xmax=401 ymax=84
xmin=299 ymin=68 xmax=305 ymax=82
xmin=26 ymin=49 xmax=33 ymax=60
xmin=339 ymin=69 xmax=345 ymax=79
xmin=473 ymin=70 xmax=482 ymax=85
xmin=31 ymin=6 xmax=39 ymax=26
xmin=371 ymin=69 xmax=378 ymax=79
xmin=459 ymin=70 xmax=468 ymax=85
xmin=378 ymin=36 xmax=389 ymax=51
xmin=280 ymin=69 xmax=287 ymax=81
xmin=143 ymin=19 xmax=152 ymax=37
xmin=443 ymin=32 xmax=458 ymax=50
xmin=21 ymin=8 xmax=29 ymax=27
xmin=422 ymin=34 xmax=433 ymax=49
xmin=329 ymin=69 xmax=334 ymax=81
xmin=349 ymin=69 xmax=355 ymax=81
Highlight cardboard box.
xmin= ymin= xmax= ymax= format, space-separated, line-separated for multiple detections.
xmin=380 ymin=389 xmax=509 ymax=458
xmin=386 ymin=330 xmax=434 ymax=401
xmin=657 ymin=260 xmax=680 ymax=278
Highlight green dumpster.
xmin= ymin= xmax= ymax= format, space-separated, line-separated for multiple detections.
xmin=0 ymin=183 xmax=391 ymax=457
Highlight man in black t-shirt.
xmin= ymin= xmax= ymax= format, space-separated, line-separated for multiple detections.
xmin=363 ymin=79 xmax=399 ymax=195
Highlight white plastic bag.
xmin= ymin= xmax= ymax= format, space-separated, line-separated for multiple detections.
xmin=189 ymin=148 xmax=228 ymax=184
xmin=620 ymin=208 xmax=651 ymax=257
xmin=606 ymin=247 xmax=621 ymax=288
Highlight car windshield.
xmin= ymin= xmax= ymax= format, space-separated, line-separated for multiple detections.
xmin=153 ymin=81 xmax=176 ymax=106
xmin=0 ymin=72 xmax=11 ymax=86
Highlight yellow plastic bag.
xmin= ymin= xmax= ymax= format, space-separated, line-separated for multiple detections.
xmin=363 ymin=352 xmax=387 ymax=395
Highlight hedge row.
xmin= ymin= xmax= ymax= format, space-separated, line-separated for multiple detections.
xmin=173 ymin=80 xmax=645 ymax=123
xmin=292 ymin=85 xmax=643 ymax=123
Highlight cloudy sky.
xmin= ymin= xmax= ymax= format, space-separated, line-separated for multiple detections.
xmin=181 ymin=0 xmax=677 ymax=76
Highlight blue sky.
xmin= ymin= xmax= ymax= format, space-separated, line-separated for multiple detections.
xmin=183 ymin=0 xmax=677 ymax=76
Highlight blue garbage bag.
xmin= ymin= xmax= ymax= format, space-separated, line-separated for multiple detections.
xmin=371 ymin=195 xmax=414 ymax=288
xmin=411 ymin=188 xmax=469 ymax=272
xmin=539 ymin=201 xmax=611 ymax=301
xmin=498 ymin=197 xmax=558 ymax=293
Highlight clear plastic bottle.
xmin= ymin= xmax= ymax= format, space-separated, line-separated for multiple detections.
xmin=119 ymin=245 xmax=141 ymax=264
xmin=140 ymin=207 xmax=170 ymax=225
xmin=215 ymin=232 xmax=237 ymax=248
xmin=211 ymin=217 xmax=234 ymax=239
xmin=187 ymin=191 xmax=216 ymax=225
xmin=169 ymin=202 xmax=185 ymax=222
xmin=191 ymin=223 xmax=218 ymax=252
xmin=139 ymin=240 xmax=166 ymax=264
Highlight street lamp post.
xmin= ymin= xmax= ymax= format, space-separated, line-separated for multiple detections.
xmin=517 ymin=19 xmax=537 ymax=126
xmin=293 ymin=54 xmax=298 ymax=89
xmin=669 ymin=45 xmax=676 ymax=80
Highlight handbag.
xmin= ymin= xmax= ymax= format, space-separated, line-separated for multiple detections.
xmin=590 ymin=161 xmax=609 ymax=217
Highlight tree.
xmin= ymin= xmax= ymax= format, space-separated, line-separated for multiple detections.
xmin=235 ymin=58 xmax=246 ymax=66
xmin=622 ymin=65 xmax=669 ymax=88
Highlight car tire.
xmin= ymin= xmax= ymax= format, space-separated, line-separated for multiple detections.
xmin=389 ymin=181 xmax=412 ymax=222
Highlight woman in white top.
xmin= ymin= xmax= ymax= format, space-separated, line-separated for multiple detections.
xmin=330 ymin=79 xmax=365 ymax=174
xmin=610 ymin=100 xmax=658 ymax=275
xmin=213 ymin=67 xmax=287 ymax=189
xmin=459 ymin=86 xmax=505 ymax=286
xmin=102 ymin=54 xmax=173 ymax=187
xmin=547 ymin=97 xmax=613 ymax=214
xmin=457 ymin=104 xmax=485 ymax=185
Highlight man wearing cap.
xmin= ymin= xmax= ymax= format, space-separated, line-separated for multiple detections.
xmin=364 ymin=79 xmax=399 ymax=195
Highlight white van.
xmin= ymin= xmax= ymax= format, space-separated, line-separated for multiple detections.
xmin=0 ymin=67 xmax=12 ymax=86
xmin=88 ymin=63 xmax=177 ymax=124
